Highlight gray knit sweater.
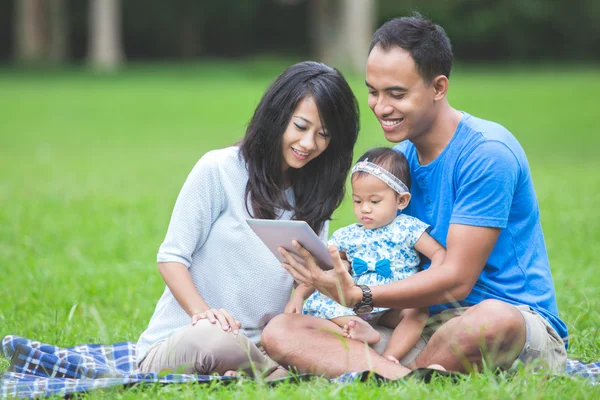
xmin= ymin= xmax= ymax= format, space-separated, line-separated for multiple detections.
xmin=136 ymin=146 xmax=328 ymax=363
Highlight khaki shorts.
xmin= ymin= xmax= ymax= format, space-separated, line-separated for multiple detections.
xmin=137 ymin=319 xmax=280 ymax=377
xmin=370 ymin=304 xmax=567 ymax=372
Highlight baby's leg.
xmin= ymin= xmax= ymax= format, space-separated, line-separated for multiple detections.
xmin=380 ymin=308 xmax=429 ymax=364
xmin=378 ymin=308 xmax=403 ymax=329
xmin=333 ymin=316 xmax=381 ymax=345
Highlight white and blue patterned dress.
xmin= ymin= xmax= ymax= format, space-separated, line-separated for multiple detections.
xmin=302 ymin=214 xmax=430 ymax=320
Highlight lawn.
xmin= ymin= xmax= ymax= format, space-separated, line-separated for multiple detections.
xmin=0 ymin=62 xmax=599 ymax=398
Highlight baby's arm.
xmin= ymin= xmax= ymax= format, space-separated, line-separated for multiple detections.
xmin=337 ymin=251 xmax=351 ymax=272
xmin=380 ymin=307 xmax=429 ymax=363
xmin=414 ymin=232 xmax=446 ymax=269
xmin=284 ymin=251 xmax=349 ymax=314
xmin=284 ymin=283 xmax=315 ymax=314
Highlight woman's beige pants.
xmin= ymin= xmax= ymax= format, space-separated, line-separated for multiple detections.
xmin=137 ymin=319 xmax=280 ymax=377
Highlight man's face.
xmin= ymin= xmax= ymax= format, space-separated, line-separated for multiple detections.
xmin=365 ymin=45 xmax=437 ymax=143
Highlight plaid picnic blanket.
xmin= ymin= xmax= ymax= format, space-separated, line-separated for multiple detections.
xmin=1 ymin=335 xmax=598 ymax=398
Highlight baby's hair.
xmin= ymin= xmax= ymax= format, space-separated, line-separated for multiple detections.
xmin=353 ymin=147 xmax=411 ymax=190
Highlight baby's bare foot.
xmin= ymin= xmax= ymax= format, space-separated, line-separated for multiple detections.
xmin=264 ymin=366 xmax=290 ymax=381
xmin=385 ymin=355 xmax=400 ymax=364
xmin=343 ymin=319 xmax=381 ymax=344
xmin=427 ymin=364 xmax=446 ymax=371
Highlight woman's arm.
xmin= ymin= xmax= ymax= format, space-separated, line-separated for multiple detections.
xmin=158 ymin=262 xmax=210 ymax=316
xmin=156 ymin=152 xmax=241 ymax=331
xmin=158 ymin=261 xmax=241 ymax=332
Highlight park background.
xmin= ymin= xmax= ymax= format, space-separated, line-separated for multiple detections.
xmin=1 ymin=0 xmax=599 ymax=398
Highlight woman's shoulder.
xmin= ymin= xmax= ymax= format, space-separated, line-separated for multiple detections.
xmin=198 ymin=146 xmax=240 ymax=163
xmin=192 ymin=146 xmax=243 ymax=171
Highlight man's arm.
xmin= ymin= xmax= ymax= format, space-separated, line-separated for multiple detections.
xmin=279 ymin=224 xmax=500 ymax=310
xmin=369 ymin=224 xmax=500 ymax=309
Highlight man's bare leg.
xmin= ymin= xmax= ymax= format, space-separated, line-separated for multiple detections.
xmin=261 ymin=313 xmax=411 ymax=380
xmin=413 ymin=300 xmax=527 ymax=372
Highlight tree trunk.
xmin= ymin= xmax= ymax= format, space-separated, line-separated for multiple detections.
xmin=48 ymin=0 xmax=68 ymax=64
xmin=339 ymin=0 xmax=376 ymax=74
xmin=309 ymin=0 xmax=339 ymax=66
xmin=309 ymin=0 xmax=376 ymax=75
xmin=14 ymin=0 xmax=47 ymax=64
xmin=88 ymin=0 xmax=125 ymax=70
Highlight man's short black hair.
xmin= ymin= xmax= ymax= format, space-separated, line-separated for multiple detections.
xmin=369 ymin=12 xmax=453 ymax=83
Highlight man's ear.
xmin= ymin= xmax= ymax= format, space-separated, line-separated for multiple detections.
xmin=432 ymin=75 xmax=449 ymax=101
xmin=397 ymin=192 xmax=411 ymax=210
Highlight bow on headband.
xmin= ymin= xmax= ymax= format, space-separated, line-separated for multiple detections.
xmin=352 ymin=258 xmax=392 ymax=278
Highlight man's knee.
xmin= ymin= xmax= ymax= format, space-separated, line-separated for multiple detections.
xmin=456 ymin=300 xmax=526 ymax=354
xmin=469 ymin=300 xmax=525 ymax=337
xmin=261 ymin=314 xmax=295 ymax=356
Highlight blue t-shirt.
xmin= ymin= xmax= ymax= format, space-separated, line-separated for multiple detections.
xmin=394 ymin=112 xmax=568 ymax=345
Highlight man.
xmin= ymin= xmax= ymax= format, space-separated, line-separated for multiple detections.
xmin=261 ymin=14 xmax=567 ymax=379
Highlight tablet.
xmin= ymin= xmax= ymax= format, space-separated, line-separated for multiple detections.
xmin=246 ymin=219 xmax=333 ymax=270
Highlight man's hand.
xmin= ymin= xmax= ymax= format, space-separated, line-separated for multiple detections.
xmin=279 ymin=241 xmax=362 ymax=308
xmin=191 ymin=308 xmax=242 ymax=334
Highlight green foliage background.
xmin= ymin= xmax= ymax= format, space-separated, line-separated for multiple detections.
xmin=1 ymin=0 xmax=599 ymax=62
xmin=0 ymin=63 xmax=599 ymax=397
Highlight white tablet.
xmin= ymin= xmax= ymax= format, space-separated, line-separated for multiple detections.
xmin=246 ymin=219 xmax=333 ymax=270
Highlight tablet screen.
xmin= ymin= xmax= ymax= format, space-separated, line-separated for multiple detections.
xmin=246 ymin=219 xmax=333 ymax=270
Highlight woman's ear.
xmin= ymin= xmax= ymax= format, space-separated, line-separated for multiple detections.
xmin=397 ymin=192 xmax=411 ymax=210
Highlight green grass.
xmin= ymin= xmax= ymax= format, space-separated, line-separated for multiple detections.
xmin=0 ymin=63 xmax=599 ymax=398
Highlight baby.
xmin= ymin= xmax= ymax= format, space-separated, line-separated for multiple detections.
xmin=286 ymin=147 xmax=446 ymax=363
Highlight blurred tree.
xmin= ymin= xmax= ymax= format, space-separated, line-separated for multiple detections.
xmin=13 ymin=0 xmax=68 ymax=65
xmin=378 ymin=0 xmax=600 ymax=62
xmin=3 ymin=0 xmax=599 ymax=64
xmin=178 ymin=1 xmax=205 ymax=58
xmin=309 ymin=0 xmax=375 ymax=74
xmin=88 ymin=0 xmax=124 ymax=70
xmin=48 ymin=0 xmax=68 ymax=64
xmin=14 ymin=0 xmax=46 ymax=64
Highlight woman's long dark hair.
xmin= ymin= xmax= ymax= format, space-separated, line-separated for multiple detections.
xmin=240 ymin=61 xmax=359 ymax=234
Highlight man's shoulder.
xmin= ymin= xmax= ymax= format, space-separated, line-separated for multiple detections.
xmin=460 ymin=113 xmax=523 ymax=154
xmin=393 ymin=113 xmax=521 ymax=159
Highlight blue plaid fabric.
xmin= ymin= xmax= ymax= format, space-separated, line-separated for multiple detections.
xmin=0 ymin=336 xmax=236 ymax=398
xmin=1 ymin=335 xmax=598 ymax=398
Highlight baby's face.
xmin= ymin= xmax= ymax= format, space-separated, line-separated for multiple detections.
xmin=351 ymin=174 xmax=401 ymax=229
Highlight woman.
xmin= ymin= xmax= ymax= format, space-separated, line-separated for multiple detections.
xmin=136 ymin=61 xmax=359 ymax=378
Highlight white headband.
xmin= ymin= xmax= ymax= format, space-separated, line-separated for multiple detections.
xmin=351 ymin=159 xmax=409 ymax=194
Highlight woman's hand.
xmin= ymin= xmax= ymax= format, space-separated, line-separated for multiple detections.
xmin=192 ymin=308 xmax=242 ymax=334
xmin=279 ymin=241 xmax=362 ymax=308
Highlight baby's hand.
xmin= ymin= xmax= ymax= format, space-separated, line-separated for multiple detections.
xmin=284 ymin=299 xmax=304 ymax=314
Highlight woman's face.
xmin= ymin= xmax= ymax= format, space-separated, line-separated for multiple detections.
xmin=280 ymin=96 xmax=331 ymax=173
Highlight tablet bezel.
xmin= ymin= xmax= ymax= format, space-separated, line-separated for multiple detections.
xmin=246 ymin=219 xmax=333 ymax=270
